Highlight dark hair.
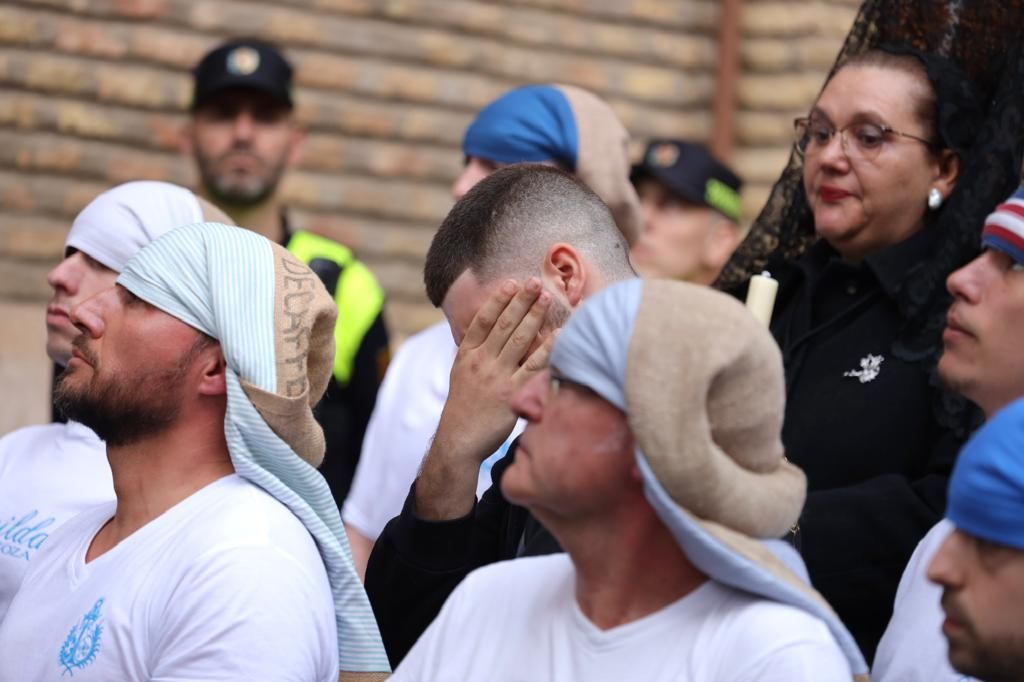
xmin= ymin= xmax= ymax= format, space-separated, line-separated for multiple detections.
xmin=424 ymin=165 xmax=634 ymax=307
xmin=835 ymin=49 xmax=942 ymax=150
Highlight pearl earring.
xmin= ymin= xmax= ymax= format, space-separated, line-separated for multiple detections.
xmin=928 ymin=187 xmax=943 ymax=210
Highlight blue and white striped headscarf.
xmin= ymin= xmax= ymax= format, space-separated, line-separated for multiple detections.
xmin=118 ymin=221 xmax=389 ymax=674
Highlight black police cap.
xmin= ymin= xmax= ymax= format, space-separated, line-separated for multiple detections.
xmin=192 ymin=38 xmax=293 ymax=110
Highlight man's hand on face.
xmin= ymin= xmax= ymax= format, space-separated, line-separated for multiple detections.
xmin=416 ymin=278 xmax=554 ymax=520
xmin=446 ymin=277 xmax=554 ymax=458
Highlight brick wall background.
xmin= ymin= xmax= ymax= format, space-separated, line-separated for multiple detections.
xmin=0 ymin=0 xmax=858 ymax=432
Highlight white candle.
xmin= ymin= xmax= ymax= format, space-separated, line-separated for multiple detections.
xmin=745 ymin=270 xmax=779 ymax=327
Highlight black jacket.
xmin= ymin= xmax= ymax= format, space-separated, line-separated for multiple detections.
xmin=365 ymin=442 xmax=558 ymax=667
xmin=762 ymin=230 xmax=978 ymax=661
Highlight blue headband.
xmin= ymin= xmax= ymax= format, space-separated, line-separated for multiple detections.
xmin=947 ymin=395 xmax=1024 ymax=550
xmin=462 ymin=85 xmax=578 ymax=169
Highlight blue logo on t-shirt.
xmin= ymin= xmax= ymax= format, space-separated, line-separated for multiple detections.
xmin=0 ymin=510 xmax=54 ymax=562
xmin=59 ymin=598 xmax=104 ymax=676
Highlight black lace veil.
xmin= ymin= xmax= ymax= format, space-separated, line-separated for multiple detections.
xmin=716 ymin=0 xmax=1024 ymax=365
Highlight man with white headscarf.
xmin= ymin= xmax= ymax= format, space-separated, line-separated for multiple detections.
xmin=391 ymin=278 xmax=867 ymax=681
xmin=0 ymin=181 xmax=230 ymax=620
xmin=0 ymin=221 xmax=388 ymax=680
xmin=927 ymin=396 xmax=1024 ymax=682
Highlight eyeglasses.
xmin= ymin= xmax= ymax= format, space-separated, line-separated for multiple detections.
xmin=793 ymin=117 xmax=935 ymax=161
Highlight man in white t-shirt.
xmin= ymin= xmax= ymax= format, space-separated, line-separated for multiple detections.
xmin=391 ymin=278 xmax=868 ymax=681
xmin=925 ymin=396 xmax=1024 ymax=682
xmin=0 ymin=181 xmax=232 ymax=622
xmin=873 ymin=186 xmax=1024 ymax=681
xmin=0 ymin=222 xmax=388 ymax=680
xmin=342 ymin=83 xmax=641 ymax=575
xmin=364 ymin=165 xmax=637 ymax=663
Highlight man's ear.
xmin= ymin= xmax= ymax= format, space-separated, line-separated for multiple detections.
xmin=542 ymin=243 xmax=586 ymax=307
xmin=196 ymin=344 xmax=227 ymax=397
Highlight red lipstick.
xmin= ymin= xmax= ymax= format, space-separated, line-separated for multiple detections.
xmin=819 ymin=186 xmax=851 ymax=202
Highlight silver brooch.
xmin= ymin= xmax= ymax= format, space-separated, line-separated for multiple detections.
xmin=844 ymin=354 xmax=884 ymax=383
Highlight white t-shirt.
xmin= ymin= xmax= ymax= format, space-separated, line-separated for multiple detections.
xmin=344 ymin=320 xmax=523 ymax=540
xmin=392 ymin=554 xmax=853 ymax=682
xmin=0 ymin=421 xmax=114 ymax=620
xmin=0 ymin=474 xmax=338 ymax=681
xmin=873 ymin=519 xmax=972 ymax=681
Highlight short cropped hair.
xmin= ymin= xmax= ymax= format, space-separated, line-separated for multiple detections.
xmin=424 ymin=164 xmax=635 ymax=306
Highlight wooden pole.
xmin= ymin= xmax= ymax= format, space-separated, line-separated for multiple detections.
xmin=711 ymin=0 xmax=743 ymax=162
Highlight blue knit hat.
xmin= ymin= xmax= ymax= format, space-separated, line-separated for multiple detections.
xmin=462 ymin=85 xmax=578 ymax=168
xmin=947 ymin=395 xmax=1024 ymax=550
xmin=461 ymin=83 xmax=641 ymax=245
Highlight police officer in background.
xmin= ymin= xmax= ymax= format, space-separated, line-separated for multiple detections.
xmin=629 ymin=140 xmax=743 ymax=285
xmin=182 ymin=38 xmax=390 ymax=506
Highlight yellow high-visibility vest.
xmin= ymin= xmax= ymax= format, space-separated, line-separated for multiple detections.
xmin=286 ymin=230 xmax=385 ymax=386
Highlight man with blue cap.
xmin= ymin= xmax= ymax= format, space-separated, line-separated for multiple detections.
xmin=927 ymin=396 xmax=1024 ymax=681
xmin=0 ymin=181 xmax=230 ymax=620
xmin=390 ymin=278 xmax=866 ymax=681
xmin=0 ymin=222 xmax=388 ymax=680
xmin=874 ymin=185 xmax=1024 ymax=681
xmin=343 ymin=84 xmax=641 ymax=574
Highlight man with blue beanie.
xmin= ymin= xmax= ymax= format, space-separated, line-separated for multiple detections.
xmin=874 ymin=185 xmax=1024 ymax=680
xmin=343 ymin=84 xmax=640 ymax=576
xmin=927 ymin=396 xmax=1024 ymax=681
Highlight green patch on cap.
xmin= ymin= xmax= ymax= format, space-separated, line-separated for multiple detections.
xmin=705 ymin=178 xmax=741 ymax=221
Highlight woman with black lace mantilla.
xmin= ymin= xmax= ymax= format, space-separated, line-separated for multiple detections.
xmin=716 ymin=0 xmax=1024 ymax=663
